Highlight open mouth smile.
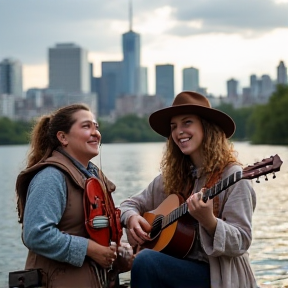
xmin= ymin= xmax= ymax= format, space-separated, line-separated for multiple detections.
xmin=179 ymin=137 xmax=191 ymax=143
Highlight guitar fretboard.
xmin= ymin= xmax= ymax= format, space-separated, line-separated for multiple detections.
xmin=203 ymin=170 xmax=242 ymax=202
xmin=161 ymin=170 xmax=243 ymax=229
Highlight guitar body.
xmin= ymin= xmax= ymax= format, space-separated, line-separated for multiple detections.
xmin=141 ymin=194 xmax=197 ymax=258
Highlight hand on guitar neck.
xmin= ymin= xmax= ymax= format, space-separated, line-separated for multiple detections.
xmin=186 ymin=190 xmax=217 ymax=237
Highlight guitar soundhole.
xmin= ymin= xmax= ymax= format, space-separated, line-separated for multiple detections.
xmin=150 ymin=215 xmax=163 ymax=240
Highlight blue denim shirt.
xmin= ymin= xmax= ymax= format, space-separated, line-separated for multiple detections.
xmin=23 ymin=166 xmax=88 ymax=267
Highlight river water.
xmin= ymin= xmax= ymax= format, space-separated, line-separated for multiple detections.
xmin=0 ymin=142 xmax=287 ymax=288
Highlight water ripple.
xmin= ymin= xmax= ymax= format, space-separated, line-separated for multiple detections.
xmin=1 ymin=143 xmax=288 ymax=288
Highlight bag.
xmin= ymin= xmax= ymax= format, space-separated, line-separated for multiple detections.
xmin=83 ymin=177 xmax=123 ymax=246
xmin=9 ymin=269 xmax=43 ymax=288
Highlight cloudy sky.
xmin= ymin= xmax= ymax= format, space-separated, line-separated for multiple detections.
xmin=0 ymin=0 xmax=287 ymax=96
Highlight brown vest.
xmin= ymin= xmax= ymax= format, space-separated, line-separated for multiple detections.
xmin=17 ymin=150 xmax=116 ymax=288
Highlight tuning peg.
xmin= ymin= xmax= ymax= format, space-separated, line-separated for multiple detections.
xmin=256 ymin=178 xmax=260 ymax=183
xmin=265 ymin=175 xmax=268 ymax=181
xmin=273 ymin=173 xmax=276 ymax=179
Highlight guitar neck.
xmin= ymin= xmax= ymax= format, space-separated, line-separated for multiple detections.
xmin=162 ymin=170 xmax=243 ymax=229
xmin=202 ymin=170 xmax=242 ymax=202
xmin=162 ymin=202 xmax=189 ymax=229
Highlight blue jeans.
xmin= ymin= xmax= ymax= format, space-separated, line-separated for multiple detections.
xmin=131 ymin=249 xmax=210 ymax=288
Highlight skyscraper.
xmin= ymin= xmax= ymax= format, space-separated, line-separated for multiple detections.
xmin=261 ymin=74 xmax=274 ymax=99
xmin=156 ymin=64 xmax=174 ymax=106
xmin=277 ymin=60 xmax=287 ymax=85
xmin=183 ymin=67 xmax=199 ymax=91
xmin=139 ymin=67 xmax=148 ymax=95
xmin=48 ymin=43 xmax=90 ymax=93
xmin=122 ymin=0 xmax=141 ymax=96
xmin=0 ymin=58 xmax=23 ymax=97
xmin=227 ymin=78 xmax=238 ymax=99
xmin=250 ymin=74 xmax=259 ymax=99
xmin=99 ymin=61 xmax=123 ymax=116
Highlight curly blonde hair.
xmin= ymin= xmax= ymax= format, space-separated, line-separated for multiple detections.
xmin=160 ymin=118 xmax=239 ymax=196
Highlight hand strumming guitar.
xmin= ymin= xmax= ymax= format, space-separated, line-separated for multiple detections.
xmin=127 ymin=214 xmax=152 ymax=246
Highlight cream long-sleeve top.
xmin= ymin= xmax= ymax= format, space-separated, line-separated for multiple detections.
xmin=120 ymin=164 xmax=258 ymax=288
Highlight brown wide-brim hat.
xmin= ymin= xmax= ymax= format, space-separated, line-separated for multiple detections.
xmin=149 ymin=91 xmax=236 ymax=138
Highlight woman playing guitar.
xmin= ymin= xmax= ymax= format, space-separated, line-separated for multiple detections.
xmin=120 ymin=91 xmax=259 ymax=288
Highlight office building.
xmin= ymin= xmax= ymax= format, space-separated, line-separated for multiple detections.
xmin=183 ymin=67 xmax=199 ymax=91
xmin=139 ymin=67 xmax=148 ymax=95
xmin=26 ymin=88 xmax=44 ymax=109
xmin=90 ymin=63 xmax=95 ymax=93
xmin=227 ymin=78 xmax=238 ymax=99
xmin=0 ymin=94 xmax=16 ymax=119
xmin=99 ymin=61 xmax=123 ymax=116
xmin=48 ymin=43 xmax=90 ymax=93
xmin=261 ymin=74 xmax=274 ymax=99
xmin=250 ymin=74 xmax=259 ymax=100
xmin=277 ymin=61 xmax=287 ymax=85
xmin=155 ymin=64 xmax=174 ymax=106
xmin=122 ymin=1 xmax=141 ymax=95
xmin=0 ymin=58 xmax=23 ymax=97
xmin=115 ymin=94 xmax=165 ymax=118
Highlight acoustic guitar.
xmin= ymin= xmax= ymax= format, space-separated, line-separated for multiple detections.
xmin=140 ymin=154 xmax=283 ymax=258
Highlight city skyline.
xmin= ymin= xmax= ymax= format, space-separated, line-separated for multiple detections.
xmin=0 ymin=0 xmax=287 ymax=96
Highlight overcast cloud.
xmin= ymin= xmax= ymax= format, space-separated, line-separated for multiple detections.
xmin=1 ymin=0 xmax=287 ymax=60
xmin=0 ymin=0 xmax=287 ymax=94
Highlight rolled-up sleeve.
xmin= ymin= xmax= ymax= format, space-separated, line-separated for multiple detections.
xmin=23 ymin=166 xmax=88 ymax=267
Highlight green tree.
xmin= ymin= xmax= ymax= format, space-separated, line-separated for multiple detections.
xmin=99 ymin=114 xmax=164 ymax=143
xmin=247 ymin=85 xmax=288 ymax=145
xmin=216 ymin=103 xmax=254 ymax=140
xmin=0 ymin=117 xmax=31 ymax=145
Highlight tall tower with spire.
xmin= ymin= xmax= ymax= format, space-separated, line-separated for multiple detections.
xmin=277 ymin=60 xmax=287 ymax=85
xmin=122 ymin=0 xmax=141 ymax=95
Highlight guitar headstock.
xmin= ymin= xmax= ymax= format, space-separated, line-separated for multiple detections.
xmin=202 ymin=154 xmax=283 ymax=203
xmin=242 ymin=154 xmax=283 ymax=180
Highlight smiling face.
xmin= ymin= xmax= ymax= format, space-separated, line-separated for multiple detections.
xmin=170 ymin=114 xmax=204 ymax=167
xmin=58 ymin=109 xmax=101 ymax=167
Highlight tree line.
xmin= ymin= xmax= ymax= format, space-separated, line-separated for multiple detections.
xmin=218 ymin=84 xmax=288 ymax=145
xmin=1 ymin=85 xmax=287 ymax=146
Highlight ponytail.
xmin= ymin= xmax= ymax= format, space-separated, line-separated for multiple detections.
xmin=27 ymin=115 xmax=55 ymax=167
xmin=17 ymin=103 xmax=91 ymax=223
xmin=26 ymin=103 xmax=90 ymax=168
